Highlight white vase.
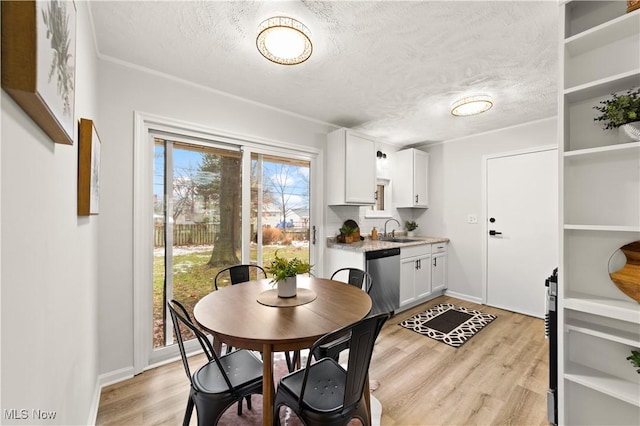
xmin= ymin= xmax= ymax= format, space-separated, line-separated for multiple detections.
xmin=621 ymin=122 xmax=640 ymax=141
xmin=277 ymin=276 xmax=297 ymax=298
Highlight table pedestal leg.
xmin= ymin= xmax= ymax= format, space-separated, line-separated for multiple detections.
xmin=262 ymin=344 xmax=274 ymax=426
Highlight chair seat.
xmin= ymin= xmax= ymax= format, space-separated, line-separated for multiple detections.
xmin=193 ymin=350 xmax=263 ymax=394
xmin=279 ymin=358 xmax=347 ymax=412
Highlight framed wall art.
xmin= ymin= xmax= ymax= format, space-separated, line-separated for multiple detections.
xmin=1 ymin=0 xmax=77 ymax=145
xmin=78 ymin=118 xmax=101 ymax=216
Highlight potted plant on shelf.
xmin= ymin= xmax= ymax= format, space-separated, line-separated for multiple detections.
xmin=593 ymin=88 xmax=640 ymax=141
xmin=265 ymin=251 xmax=312 ymax=298
xmin=627 ymin=350 xmax=640 ymax=374
xmin=405 ymin=220 xmax=418 ymax=237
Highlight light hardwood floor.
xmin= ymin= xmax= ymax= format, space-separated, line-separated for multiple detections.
xmin=96 ymin=296 xmax=550 ymax=425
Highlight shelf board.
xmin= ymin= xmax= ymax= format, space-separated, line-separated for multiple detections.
xmin=564 ymin=225 xmax=640 ymax=232
xmin=564 ymin=293 xmax=640 ymax=323
xmin=565 ymin=362 xmax=640 ymax=407
xmin=564 ymin=71 xmax=640 ymax=103
xmin=565 ymin=319 xmax=640 ymax=346
xmin=564 ymin=141 xmax=640 ymax=158
xmin=565 ymin=9 xmax=640 ymax=57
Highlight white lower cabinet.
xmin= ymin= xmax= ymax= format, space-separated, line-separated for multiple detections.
xmin=431 ymin=244 xmax=447 ymax=292
xmin=327 ymin=241 xmax=448 ymax=313
xmin=399 ymin=245 xmax=432 ymax=308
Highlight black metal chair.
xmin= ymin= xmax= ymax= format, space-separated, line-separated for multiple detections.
xmin=274 ymin=312 xmax=390 ymax=426
xmin=168 ymin=300 xmax=263 ymax=425
xmin=213 ymin=264 xmax=267 ymax=290
xmin=330 ymin=267 xmax=373 ymax=294
xmin=310 ymin=268 xmax=374 ymax=362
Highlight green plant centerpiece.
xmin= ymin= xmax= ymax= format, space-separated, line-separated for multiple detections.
xmin=627 ymin=350 xmax=640 ymax=375
xmin=594 ymin=88 xmax=640 ymax=140
xmin=265 ymin=251 xmax=312 ymax=298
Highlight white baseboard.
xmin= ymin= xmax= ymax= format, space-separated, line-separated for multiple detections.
xmin=444 ymin=290 xmax=483 ymax=304
xmin=87 ymin=380 xmax=102 ymax=426
xmin=98 ymin=366 xmax=135 ymax=388
xmin=87 ymin=366 xmax=135 ymax=425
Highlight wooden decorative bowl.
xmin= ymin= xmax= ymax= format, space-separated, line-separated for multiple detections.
xmin=609 ymin=241 xmax=640 ymax=303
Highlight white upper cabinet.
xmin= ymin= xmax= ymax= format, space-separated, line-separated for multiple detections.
xmin=326 ymin=128 xmax=377 ymax=205
xmin=392 ymin=148 xmax=429 ymax=208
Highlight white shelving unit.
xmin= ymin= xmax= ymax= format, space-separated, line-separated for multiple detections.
xmin=559 ymin=2 xmax=640 ymax=424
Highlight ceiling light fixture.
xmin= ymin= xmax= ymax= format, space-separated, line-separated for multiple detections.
xmin=450 ymin=95 xmax=494 ymax=117
xmin=256 ymin=16 xmax=312 ymax=65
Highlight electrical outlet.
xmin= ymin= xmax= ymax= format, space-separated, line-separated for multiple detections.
xmin=467 ymin=214 xmax=478 ymax=224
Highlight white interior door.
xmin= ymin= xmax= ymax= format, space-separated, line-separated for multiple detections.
xmin=486 ymin=148 xmax=558 ymax=318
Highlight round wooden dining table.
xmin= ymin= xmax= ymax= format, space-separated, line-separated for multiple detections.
xmin=193 ymin=276 xmax=372 ymax=426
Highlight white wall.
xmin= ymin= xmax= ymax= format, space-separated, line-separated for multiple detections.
xmin=96 ymin=60 xmax=335 ymax=376
xmin=422 ymin=117 xmax=557 ymax=301
xmin=0 ymin=2 xmax=100 ymax=424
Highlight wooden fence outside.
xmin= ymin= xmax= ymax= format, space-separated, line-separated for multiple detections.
xmin=154 ymin=223 xmax=309 ymax=247
xmin=154 ymin=223 xmax=218 ymax=247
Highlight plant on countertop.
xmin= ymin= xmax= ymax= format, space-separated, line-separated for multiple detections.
xmin=339 ymin=224 xmax=358 ymax=236
xmin=627 ymin=350 xmax=640 ymax=374
xmin=265 ymin=251 xmax=312 ymax=283
xmin=405 ymin=220 xmax=419 ymax=232
xmin=593 ymin=88 xmax=640 ymax=130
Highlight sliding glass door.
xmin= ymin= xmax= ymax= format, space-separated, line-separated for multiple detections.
xmin=150 ymin=137 xmax=315 ymax=359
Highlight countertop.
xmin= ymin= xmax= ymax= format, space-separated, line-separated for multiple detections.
xmin=326 ymin=236 xmax=449 ymax=253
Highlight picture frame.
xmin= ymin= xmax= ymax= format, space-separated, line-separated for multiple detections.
xmin=78 ymin=118 xmax=101 ymax=216
xmin=1 ymin=0 xmax=77 ymax=145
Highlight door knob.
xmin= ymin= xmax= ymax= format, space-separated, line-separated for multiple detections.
xmin=489 ymin=230 xmax=502 ymax=236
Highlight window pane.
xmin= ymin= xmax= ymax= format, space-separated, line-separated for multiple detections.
xmin=251 ymin=153 xmax=310 ymax=272
xmin=153 ymin=139 xmax=242 ymax=348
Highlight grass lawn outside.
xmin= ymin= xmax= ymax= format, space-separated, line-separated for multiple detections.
xmin=153 ymin=242 xmax=310 ymax=348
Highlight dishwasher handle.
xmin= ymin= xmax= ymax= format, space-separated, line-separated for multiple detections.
xmin=365 ymin=248 xmax=401 ymax=260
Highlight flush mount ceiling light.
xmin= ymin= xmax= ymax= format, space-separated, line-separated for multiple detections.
xmin=450 ymin=95 xmax=494 ymax=117
xmin=256 ymin=16 xmax=312 ymax=65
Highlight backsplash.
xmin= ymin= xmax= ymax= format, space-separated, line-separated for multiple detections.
xmin=327 ymin=205 xmax=417 ymax=238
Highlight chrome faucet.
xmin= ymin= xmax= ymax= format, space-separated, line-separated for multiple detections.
xmin=383 ymin=218 xmax=401 ymax=238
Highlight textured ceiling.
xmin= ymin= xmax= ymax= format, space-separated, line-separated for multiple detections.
xmin=89 ymin=1 xmax=559 ymax=146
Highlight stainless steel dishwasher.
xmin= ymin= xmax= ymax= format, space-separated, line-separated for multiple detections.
xmin=366 ymin=248 xmax=400 ymax=315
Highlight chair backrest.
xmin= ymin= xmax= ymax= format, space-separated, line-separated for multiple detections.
xmin=167 ymin=300 xmax=234 ymax=390
xmin=330 ymin=267 xmax=373 ymax=294
xmin=301 ymin=312 xmax=389 ymax=409
xmin=214 ymin=264 xmax=267 ymax=290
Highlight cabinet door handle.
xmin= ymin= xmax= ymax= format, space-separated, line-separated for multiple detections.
xmin=434 ymin=258 xmax=437 ymax=267
xmin=415 ymin=194 xmax=419 ymax=204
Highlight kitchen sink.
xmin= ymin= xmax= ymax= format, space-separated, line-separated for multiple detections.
xmin=379 ymin=238 xmax=415 ymax=243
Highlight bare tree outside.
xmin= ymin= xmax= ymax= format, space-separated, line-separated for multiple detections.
xmin=266 ymin=163 xmax=309 ymax=226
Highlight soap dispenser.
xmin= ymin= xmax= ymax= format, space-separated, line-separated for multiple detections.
xmin=371 ymin=227 xmax=378 ymax=240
